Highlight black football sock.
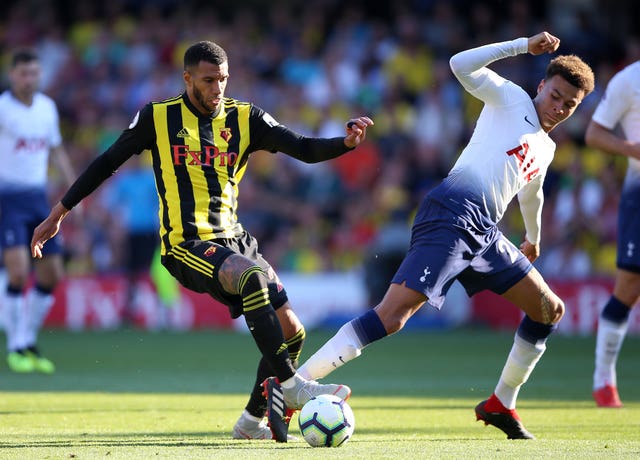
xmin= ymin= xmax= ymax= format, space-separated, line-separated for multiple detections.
xmin=245 ymin=327 xmax=306 ymax=418
xmin=240 ymin=267 xmax=295 ymax=382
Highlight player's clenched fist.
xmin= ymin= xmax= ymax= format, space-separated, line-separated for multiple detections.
xmin=527 ymin=32 xmax=560 ymax=55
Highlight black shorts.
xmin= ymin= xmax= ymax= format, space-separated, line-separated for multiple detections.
xmin=161 ymin=231 xmax=288 ymax=319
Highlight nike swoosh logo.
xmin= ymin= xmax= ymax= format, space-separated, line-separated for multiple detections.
xmin=524 ymin=115 xmax=535 ymax=127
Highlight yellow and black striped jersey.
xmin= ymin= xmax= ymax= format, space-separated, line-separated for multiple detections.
xmin=61 ymin=92 xmax=351 ymax=255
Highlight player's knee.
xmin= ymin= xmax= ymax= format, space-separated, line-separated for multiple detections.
xmin=543 ymin=295 xmax=564 ymax=325
xmin=239 ymin=266 xmax=271 ymax=318
xmin=375 ymin=304 xmax=408 ymax=334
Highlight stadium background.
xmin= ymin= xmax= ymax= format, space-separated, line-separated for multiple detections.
xmin=1 ymin=0 xmax=639 ymax=334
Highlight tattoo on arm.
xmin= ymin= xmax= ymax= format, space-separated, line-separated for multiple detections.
xmin=218 ymin=254 xmax=254 ymax=295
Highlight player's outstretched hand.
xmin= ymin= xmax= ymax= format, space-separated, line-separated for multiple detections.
xmin=31 ymin=202 xmax=70 ymax=259
xmin=344 ymin=117 xmax=374 ymax=148
xmin=527 ymin=32 xmax=560 ymax=56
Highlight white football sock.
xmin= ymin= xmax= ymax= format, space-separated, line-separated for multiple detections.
xmin=3 ymin=293 xmax=24 ymax=351
xmin=298 ymin=321 xmax=363 ymax=380
xmin=23 ymin=289 xmax=55 ymax=347
xmin=593 ymin=317 xmax=628 ymax=390
xmin=240 ymin=409 xmax=263 ymax=423
xmin=494 ymin=334 xmax=546 ymax=409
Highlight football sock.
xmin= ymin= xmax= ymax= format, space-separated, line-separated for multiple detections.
xmin=285 ymin=327 xmax=306 ymax=366
xmin=593 ymin=296 xmax=630 ymax=389
xmin=494 ymin=316 xmax=555 ymax=409
xmin=245 ymin=327 xmax=306 ymax=418
xmin=298 ymin=309 xmax=387 ymax=380
xmin=3 ymin=285 xmax=24 ymax=352
xmin=23 ymin=285 xmax=55 ymax=347
xmin=240 ymin=267 xmax=295 ymax=382
xmin=240 ymin=409 xmax=262 ymax=424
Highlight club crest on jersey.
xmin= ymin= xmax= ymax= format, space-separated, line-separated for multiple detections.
xmin=204 ymin=246 xmax=217 ymax=257
xmin=219 ymin=127 xmax=232 ymax=142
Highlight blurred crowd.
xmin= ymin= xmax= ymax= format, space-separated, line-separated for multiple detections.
xmin=1 ymin=0 xmax=638 ymax=282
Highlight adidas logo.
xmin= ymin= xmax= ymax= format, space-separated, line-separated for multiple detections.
xmin=177 ymin=127 xmax=190 ymax=138
xmin=263 ymin=378 xmax=286 ymax=418
xmin=271 ymin=385 xmax=285 ymax=417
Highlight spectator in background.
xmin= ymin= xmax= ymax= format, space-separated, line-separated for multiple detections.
xmin=0 ymin=49 xmax=76 ymax=373
xmin=0 ymin=1 xmax=625 ymax=280
xmin=585 ymin=58 xmax=640 ymax=408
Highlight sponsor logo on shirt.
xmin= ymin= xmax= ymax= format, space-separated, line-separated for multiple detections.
xmin=171 ymin=145 xmax=238 ymax=167
xmin=506 ymin=142 xmax=539 ymax=183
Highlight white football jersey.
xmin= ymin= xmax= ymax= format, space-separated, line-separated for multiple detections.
xmin=591 ymin=60 xmax=640 ymax=181
xmin=0 ymin=91 xmax=62 ymax=189
xmin=441 ymin=38 xmax=555 ymax=244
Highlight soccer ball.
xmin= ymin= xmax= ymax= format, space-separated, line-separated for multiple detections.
xmin=298 ymin=394 xmax=355 ymax=447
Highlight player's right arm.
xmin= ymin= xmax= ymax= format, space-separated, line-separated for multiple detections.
xmin=449 ymin=32 xmax=559 ymax=105
xmin=31 ymin=104 xmax=155 ymax=258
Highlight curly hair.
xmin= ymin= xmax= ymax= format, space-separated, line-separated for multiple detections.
xmin=545 ymin=55 xmax=595 ymax=95
xmin=184 ymin=41 xmax=228 ymax=70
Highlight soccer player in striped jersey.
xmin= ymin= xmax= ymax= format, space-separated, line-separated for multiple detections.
xmin=31 ymin=41 xmax=372 ymax=442
xmin=585 ymin=60 xmax=640 ymax=408
xmin=0 ymin=49 xmax=76 ymax=374
xmin=297 ymin=32 xmax=595 ymax=440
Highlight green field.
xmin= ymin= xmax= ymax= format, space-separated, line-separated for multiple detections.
xmin=1 ymin=327 xmax=639 ymax=459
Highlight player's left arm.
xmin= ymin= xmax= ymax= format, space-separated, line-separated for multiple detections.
xmin=517 ymin=175 xmax=544 ymax=262
xmin=248 ymin=106 xmax=373 ymax=163
xmin=450 ymin=32 xmax=559 ymax=106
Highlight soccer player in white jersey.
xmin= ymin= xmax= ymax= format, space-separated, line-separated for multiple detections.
xmin=585 ymin=60 xmax=640 ymax=408
xmin=0 ymin=49 xmax=75 ymax=373
xmin=297 ymin=32 xmax=595 ymax=439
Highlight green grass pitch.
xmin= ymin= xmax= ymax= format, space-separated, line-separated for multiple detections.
xmin=0 ymin=327 xmax=639 ymax=459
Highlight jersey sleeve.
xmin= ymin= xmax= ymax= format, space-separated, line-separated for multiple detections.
xmin=247 ymin=105 xmax=351 ymax=163
xmin=61 ymin=104 xmax=155 ymax=210
xmin=517 ymin=174 xmax=544 ymax=245
xmin=449 ymin=37 xmax=529 ymax=106
xmin=591 ymin=70 xmax=630 ymax=130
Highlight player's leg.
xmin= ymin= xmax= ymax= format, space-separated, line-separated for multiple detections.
xmin=476 ymin=267 xmax=563 ymax=439
xmin=593 ymin=187 xmax=640 ymax=407
xmin=2 ymin=245 xmax=34 ymax=372
xmin=233 ymin=302 xmax=305 ymax=440
xmin=218 ymin=253 xmax=349 ymax=442
xmin=593 ymin=269 xmax=639 ymax=407
xmin=164 ymin=240 xmax=349 ymax=442
xmin=298 ymin=206 xmax=465 ymax=381
xmin=27 ymin=253 xmax=64 ymax=373
xmin=298 ymin=282 xmax=426 ymax=380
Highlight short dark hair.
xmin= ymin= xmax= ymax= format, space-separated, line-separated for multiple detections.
xmin=11 ymin=49 xmax=39 ymax=67
xmin=184 ymin=41 xmax=227 ymax=70
xmin=545 ymin=55 xmax=595 ymax=95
